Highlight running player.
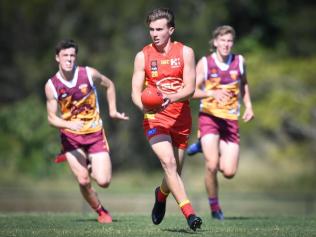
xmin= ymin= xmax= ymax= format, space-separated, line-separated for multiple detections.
xmin=188 ymin=25 xmax=254 ymax=220
xmin=45 ymin=39 xmax=129 ymax=223
xmin=131 ymin=8 xmax=202 ymax=231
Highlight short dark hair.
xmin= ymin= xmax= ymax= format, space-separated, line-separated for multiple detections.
xmin=146 ymin=8 xmax=175 ymax=28
xmin=55 ymin=39 xmax=78 ymax=55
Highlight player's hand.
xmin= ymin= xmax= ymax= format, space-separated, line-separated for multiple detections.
xmin=67 ymin=120 xmax=84 ymax=131
xmin=110 ymin=111 xmax=129 ymax=120
xmin=242 ymin=106 xmax=254 ymax=122
xmin=212 ymin=89 xmax=231 ymax=104
xmin=161 ymin=97 xmax=171 ymax=110
xmin=143 ymin=97 xmax=170 ymax=114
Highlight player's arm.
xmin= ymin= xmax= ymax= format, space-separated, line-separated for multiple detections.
xmin=89 ymin=67 xmax=129 ymax=120
xmin=167 ymin=46 xmax=196 ymax=103
xmin=240 ymin=59 xmax=254 ymax=122
xmin=131 ymin=51 xmax=146 ymax=112
xmin=192 ymin=57 xmax=209 ymax=99
xmin=45 ymin=82 xmax=83 ymax=131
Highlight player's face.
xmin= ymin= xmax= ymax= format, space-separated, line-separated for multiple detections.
xmin=56 ymin=47 xmax=77 ymax=72
xmin=214 ymin=33 xmax=234 ymax=58
xmin=149 ymin=18 xmax=174 ymax=48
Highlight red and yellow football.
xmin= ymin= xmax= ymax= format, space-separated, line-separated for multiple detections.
xmin=141 ymin=86 xmax=164 ymax=110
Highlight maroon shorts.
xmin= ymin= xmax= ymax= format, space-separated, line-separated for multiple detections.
xmin=60 ymin=129 xmax=109 ymax=154
xmin=198 ymin=112 xmax=240 ymax=144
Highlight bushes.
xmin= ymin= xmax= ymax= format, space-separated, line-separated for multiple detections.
xmin=0 ymin=96 xmax=66 ymax=180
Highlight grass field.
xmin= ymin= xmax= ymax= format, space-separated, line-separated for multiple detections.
xmin=1 ymin=212 xmax=315 ymax=237
xmin=1 ymin=157 xmax=315 ymax=236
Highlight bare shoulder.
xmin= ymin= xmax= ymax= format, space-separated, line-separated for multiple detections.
xmin=86 ymin=66 xmax=99 ymax=77
xmin=86 ymin=66 xmax=108 ymax=84
xmin=239 ymin=54 xmax=245 ymax=60
xmin=197 ymin=56 xmax=205 ymax=65
xmin=135 ymin=50 xmax=144 ymax=62
xmin=133 ymin=51 xmax=145 ymax=70
xmin=44 ymin=80 xmax=54 ymax=99
xmin=183 ymin=45 xmax=194 ymax=57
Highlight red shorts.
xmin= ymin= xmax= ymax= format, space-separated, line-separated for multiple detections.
xmin=143 ymin=113 xmax=192 ymax=149
xmin=60 ymin=129 xmax=109 ymax=154
xmin=198 ymin=112 xmax=239 ymax=144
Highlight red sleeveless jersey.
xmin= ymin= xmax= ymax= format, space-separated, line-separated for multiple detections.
xmin=47 ymin=66 xmax=103 ymax=134
xmin=143 ymin=42 xmax=190 ymax=121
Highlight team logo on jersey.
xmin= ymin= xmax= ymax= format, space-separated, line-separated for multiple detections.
xmin=229 ymin=70 xmax=238 ymax=80
xmin=151 ymin=60 xmax=158 ymax=77
xmin=59 ymin=88 xmax=68 ymax=99
xmin=156 ymin=77 xmax=183 ymax=94
xmin=170 ymin=58 xmax=181 ymax=68
xmin=210 ymin=68 xmax=218 ymax=78
xmin=151 ymin=60 xmax=158 ymax=70
xmin=79 ymin=84 xmax=88 ymax=95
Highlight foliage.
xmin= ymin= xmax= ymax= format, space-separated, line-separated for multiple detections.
xmin=240 ymin=51 xmax=316 ymax=164
xmin=0 ymin=96 xmax=64 ymax=178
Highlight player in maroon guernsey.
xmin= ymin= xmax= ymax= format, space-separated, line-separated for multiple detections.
xmin=45 ymin=39 xmax=129 ymax=223
xmin=131 ymin=8 xmax=202 ymax=231
xmin=187 ymin=25 xmax=254 ymax=220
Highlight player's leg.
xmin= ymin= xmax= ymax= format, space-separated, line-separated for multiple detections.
xmin=218 ymin=141 xmax=239 ymax=179
xmin=149 ymin=135 xmax=185 ymax=200
xmin=175 ymin=147 xmax=202 ymax=230
xmin=218 ymin=119 xmax=240 ymax=179
xmin=65 ymin=149 xmax=102 ymax=210
xmin=151 ymin=146 xmax=185 ymax=225
xmin=201 ymin=134 xmax=224 ymax=220
xmin=66 ymin=149 xmax=111 ymax=224
xmin=88 ymin=151 xmax=113 ymax=223
xmin=90 ymin=152 xmax=112 ymax=188
xmin=87 ymin=130 xmax=112 ymax=223
xmin=150 ymin=135 xmax=180 ymax=225
xmin=159 ymin=145 xmax=185 ymax=194
xmin=150 ymin=135 xmax=201 ymax=230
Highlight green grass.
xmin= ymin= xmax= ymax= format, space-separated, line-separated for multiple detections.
xmin=1 ymin=213 xmax=315 ymax=237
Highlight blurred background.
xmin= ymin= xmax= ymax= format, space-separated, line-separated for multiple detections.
xmin=0 ymin=0 xmax=315 ymax=216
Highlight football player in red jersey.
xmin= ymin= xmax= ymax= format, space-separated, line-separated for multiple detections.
xmin=188 ymin=25 xmax=254 ymax=220
xmin=131 ymin=8 xmax=202 ymax=231
xmin=45 ymin=39 xmax=129 ymax=223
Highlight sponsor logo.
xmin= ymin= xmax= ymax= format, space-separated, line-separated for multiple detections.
xmin=147 ymin=128 xmax=157 ymax=136
xmin=61 ymin=93 xmax=68 ymax=98
xmin=59 ymin=88 xmax=68 ymax=98
xmin=156 ymin=77 xmax=183 ymax=94
xmin=210 ymin=68 xmax=218 ymax=78
xmin=170 ymin=58 xmax=181 ymax=68
xmin=160 ymin=59 xmax=169 ymax=65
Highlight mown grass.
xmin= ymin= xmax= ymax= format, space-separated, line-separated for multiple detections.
xmin=0 ymin=212 xmax=315 ymax=237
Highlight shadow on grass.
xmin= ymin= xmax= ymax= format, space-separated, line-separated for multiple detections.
xmin=163 ymin=228 xmax=204 ymax=234
xmin=224 ymin=216 xmax=270 ymax=220
xmin=74 ymin=218 xmax=119 ymax=223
